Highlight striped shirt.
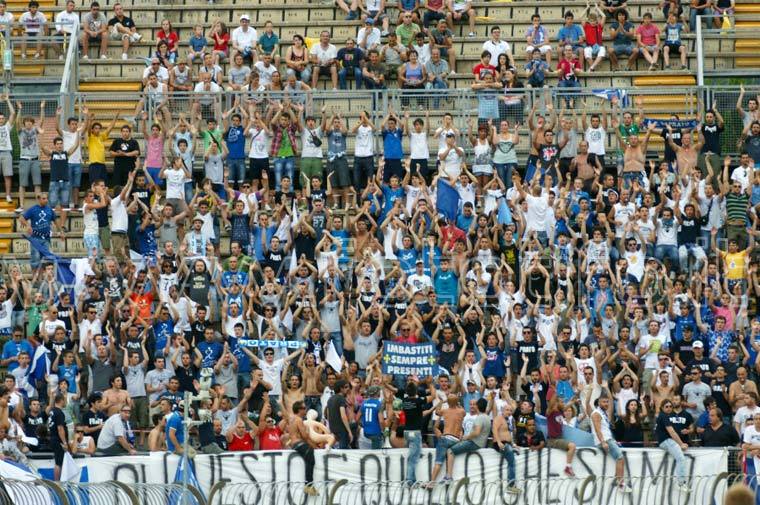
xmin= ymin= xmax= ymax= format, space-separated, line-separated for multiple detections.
xmin=725 ymin=192 xmax=748 ymax=222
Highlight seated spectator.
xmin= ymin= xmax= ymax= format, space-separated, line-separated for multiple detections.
xmin=310 ymin=31 xmax=339 ymax=90
xmin=199 ymin=52 xmax=223 ymax=84
xmin=211 ymin=20 xmax=231 ymax=65
xmin=19 ymin=0 xmax=47 ymax=60
xmin=337 ymin=38 xmax=364 ymax=90
xmin=663 ymin=10 xmax=688 ymax=69
xmin=142 ymin=57 xmax=169 ymax=86
xmin=337 ymin=0 xmax=360 ymax=21
xmin=359 ymin=0 xmax=390 ymax=36
xmin=0 ymin=1 xmax=14 ymax=34
xmin=358 ymin=18 xmax=382 ymax=54
xmin=53 ymin=0 xmax=78 ymax=59
xmin=411 ymin=32 xmax=431 ymax=66
xmin=230 ymin=15 xmax=255 ymax=62
xmin=228 ymin=53 xmax=252 ymax=92
xmin=557 ymin=45 xmax=583 ymax=107
xmin=425 ymin=46 xmax=450 ymax=99
xmin=72 ymin=426 xmax=97 ymax=455
xmin=525 ymin=49 xmax=550 ymax=88
xmin=285 ymin=34 xmax=311 ymax=84
xmin=399 ymin=0 xmax=423 ymax=26
xmin=526 ymin=14 xmax=553 ymax=66
xmin=81 ymin=2 xmax=108 ymax=60
xmin=169 ymin=59 xmax=193 ymax=94
xmin=107 ymin=2 xmax=140 ymax=61
xmin=608 ymin=9 xmax=638 ymax=70
xmin=157 ymin=19 xmax=179 ymax=64
xmin=187 ymin=24 xmax=208 ymax=65
xmin=636 ymin=12 xmax=661 ymax=71
xmin=396 ymin=11 xmax=421 ymax=47
xmin=446 ymin=0 xmax=476 ymax=37
xmin=557 ymin=11 xmax=585 ymax=60
xmin=582 ymin=4 xmax=607 ymax=72
xmin=257 ymin=21 xmax=280 ymax=67
xmin=429 ymin=18 xmax=456 ymax=75
xmin=362 ymin=48 xmax=387 ymax=89
xmin=473 ymin=50 xmax=496 ymax=81
xmin=192 ymin=72 xmax=222 ymax=119
xmin=483 ymin=26 xmax=514 ymax=68
xmin=96 ymin=405 xmax=137 ymax=455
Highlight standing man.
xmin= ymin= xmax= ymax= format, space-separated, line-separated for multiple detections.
xmin=289 ymin=401 xmax=319 ymax=496
xmin=19 ymin=193 xmax=64 ymax=272
xmin=360 ymin=386 xmax=384 ymax=449
xmin=0 ymin=95 xmax=15 ymax=203
xmin=48 ymin=393 xmax=69 ymax=480
xmin=591 ymin=394 xmax=632 ymax=493
xmin=443 ymin=398 xmax=491 ymax=481
xmin=402 ymin=381 xmax=427 ymax=484
xmin=161 ymin=398 xmax=184 ymax=455
xmin=109 ymin=125 xmax=140 ymax=186
xmin=492 ymin=404 xmax=521 ymax=494
xmin=55 ymin=105 xmax=87 ymax=209
xmin=326 ymin=379 xmax=353 ymax=449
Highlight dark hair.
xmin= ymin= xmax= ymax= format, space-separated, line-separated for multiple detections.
xmin=476 ymin=398 xmax=488 ymax=413
xmin=405 ymin=382 xmax=417 ymax=397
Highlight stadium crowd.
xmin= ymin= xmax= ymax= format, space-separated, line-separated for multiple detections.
xmin=0 ymin=0 xmax=757 ymax=498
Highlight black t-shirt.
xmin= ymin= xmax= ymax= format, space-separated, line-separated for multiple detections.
xmin=661 ymin=128 xmax=682 ymax=162
xmin=654 ymin=412 xmax=674 ymax=444
xmin=45 ymin=339 xmax=76 ymax=363
xmin=24 ymin=412 xmax=47 ymax=450
xmin=437 ymin=339 xmax=462 ymax=372
xmin=130 ymin=185 xmax=152 ymax=210
xmin=56 ymin=303 xmax=76 ymax=337
xmin=516 ymin=429 xmax=545 ymax=448
xmin=516 ymin=340 xmax=540 ymax=371
xmin=110 ymin=138 xmax=140 ymax=173
xmin=108 ymin=15 xmax=135 ymax=29
xmin=701 ymin=123 xmax=724 ymax=154
xmin=176 ymin=364 xmax=199 ymax=394
xmin=274 ymin=190 xmax=296 ymax=207
xmin=711 ymin=378 xmax=731 ymax=414
xmin=521 ymin=380 xmax=549 ymax=414
xmin=402 ymin=395 xmax=427 ymax=431
xmin=293 ymin=230 xmax=317 ymax=262
xmin=81 ymin=410 xmax=108 ymax=442
xmin=264 ymin=248 xmax=285 ymax=275
xmin=48 ymin=407 xmax=67 ymax=446
xmin=326 ymin=394 xmax=349 ymax=435
xmin=687 ymin=356 xmax=713 ymax=376
xmin=515 ymin=411 xmax=535 ymax=438
xmin=702 ymin=423 xmax=740 ymax=447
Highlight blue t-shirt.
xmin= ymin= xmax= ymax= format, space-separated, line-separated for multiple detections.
xmin=222 ymin=270 xmax=249 ymax=288
xmin=58 ymin=363 xmax=79 ymax=393
xmin=665 ymin=23 xmax=683 ymax=44
xmin=252 ymin=224 xmax=277 ymax=261
xmin=397 ymin=248 xmax=418 ymax=275
xmin=361 ymin=398 xmax=383 ymax=436
xmin=557 ymin=24 xmax=584 ymax=45
xmin=225 ymin=125 xmax=246 ymax=159
xmin=189 ymin=35 xmax=207 ymax=52
xmin=382 ymin=128 xmax=403 ymax=160
xmin=165 ymin=411 xmax=185 ymax=452
xmin=434 ymin=270 xmax=459 ymax=304
xmin=482 ymin=346 xmax=506 ymax=378
xmin=1 ymin=339 xmax=33 ymax=372
xmin=259 ymin=32 xmax=279 ymax=53
xmin=137 ymin=223 xmax=157 ymax=257
xmin=197 ymin=340 xmax=223 ymax=368
xmin=22 ymin=205 xmax=56 ymax=241
xmin=228 ymin=336 xmax=252 ymax=374
xmin=380 ymin=185 xmax=404 ymax=221
xmin=153 ymin=319 xmax=174 ymax=355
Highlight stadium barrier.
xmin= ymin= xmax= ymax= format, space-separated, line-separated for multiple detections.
xmin=207 ymin=480 xmax=333 ymax=505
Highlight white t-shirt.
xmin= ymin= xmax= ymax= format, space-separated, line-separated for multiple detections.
xmin=638 ymin=333 xmax=666 ymax=369
xmin=39 ymin=318 xmax=66 ymax=340
xmin=735 ymin=406 xmax=760 ymax=435
xmin=193 ymin=81 xmax=221 ymax=105
xmin=63 ymin=130 xmax=82 ymax=163
xmin=624 ymin=249 xmax=645 ymax=281
xmin=525 ymin=193 xmax=550 ymax=233
xmin=260 ymin=358 xmax=285 ymax=395
xmin=438 ymin=147 xmax=462 ymax=179
xmin=409 ymin=131 xmax=429 ymax=159
xmin=354 ymin=125 xmax=374 ymax=157
xmin=357 ymin=27 xmax=381 ymax=49
xmin=301 ymin=126 xmax=323 ymax=158
xmin=656 ymin=217 xmax=678 ymax=246
xmin=253 ymin=61 xmax=277 ymax=86
xmin=54 ymin=10 xmax=78 ymax=34
xmin=406 ymin=273 xmax=432 ymax=293
xmin=613 ymin=202 xmax=636 ymax=238
xmin=310 ymin=43 xmax=338 ymax=65
xmin=731 ymin=166 xmax=751 ymax=192
xmin=0 ymin=299 xmax=12 ymax=332
xmin=482 ymin=39 xmax=510 ymax=66
xmin=143 ymin=65 xmax=169 ymax=83
xmin=743 ymin=425 xmax=760 ymax=470
xmin=78 ymin=318 xmax=102 ymax=353
xmin=248 ymin=127 xmax=270 ymax=159
xmin=585 ymin=126 xmax=606 ymax=155
xmin=110 ymin=194 xmax=128 ymax=232
xmin=19 ymin=11 xmax=46 ymax=34
xmin=164 ymin=167 xmax=185 ymax=199
xmin=231 ymin=26 xmax=257 ymax=50
xmin=0 ymin=123 xmax=13 ymax=151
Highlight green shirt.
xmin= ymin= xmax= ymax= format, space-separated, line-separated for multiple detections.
xmin=27 ymin=303 xmax=46 ymax=338
xmin=201 ymin=128 xmax=223 ymax=152
xmin=617 ymin=123 xmax=640 ymax=154
xmin=395 ymin=23 xmax=421 ymax=47
xmin=278 ymin=130 xmax=294 ymax=157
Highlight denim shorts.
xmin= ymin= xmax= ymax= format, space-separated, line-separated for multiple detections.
xmin=49 ymin=180 xmax=70 ymax=208
xmin=68 ymin=163 xmax=82 ymax=187
xmin=598 ymin=439 xmax=624 ymax=461
xmin=435 ymin=435 xmax=460 ymax=463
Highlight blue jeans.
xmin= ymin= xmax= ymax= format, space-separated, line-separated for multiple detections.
xmin=30 ymin=238 xmax=49 ymax=269
xmin=368 ymin=433 xmax=384 ymax=450
xmin=273 ymin=156 xmax=295 ymax=191
xmin=184 ymin=182 xmax=194 ymax=205
xmin=329 ymin=330 xmax=343 ymax=356
xmin=68 ymin=163 xmax=82 ymax=188
xmin=659 ymin=439 xmax=687 ymax=484
xmin=339 ymin=67 xmax=363 ymax=89
xmin=501 ymin=445 xmax=517 ymax=485
xmin=655 ymin=244 xmax=679 ymax=269
xmin=557 ymin=79 xmax=580 ymax=107
xmin=689 ymin=7 xmax=713 ymax=31
xmin=494 ymin=163 xmax=516 ymax=189
xmin=404 ymin=430 xmax=422 ymax=482
xmin=227 ymin=158 xmax=246 ymax=184
xmin=622 ymin=171 xmax=644 ymax=189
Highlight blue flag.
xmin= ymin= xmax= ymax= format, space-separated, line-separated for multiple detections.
xmin=591 ymin=89 xmax=630 ymax=108
xmin=436 ymin=179 xmax=460 ymax=223
xmin=26 ymin=235 xmax=76 ymax=299
xmin=171 ymin=455 xmax=205 ymax=505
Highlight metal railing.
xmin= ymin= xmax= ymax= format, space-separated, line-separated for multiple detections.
xmin=208 ymin=480 xmax=332 ymax=505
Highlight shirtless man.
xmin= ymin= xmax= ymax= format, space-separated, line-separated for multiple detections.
xmin=300 ymin=353 xmax=326 ymax=413
xmin=528 ymin=102 xmax=557 ymax=173
xmin=101 ymin=375 xmax=130 ymax=416
xmin=651 ymin=369 xmax=679 ymax=416
xmin=615 ymin=120 xmax=655 ymax=188
xmin=282 ymin=370 xmax=306 ymax=416
xmin=666 ymin=124 xmax=703 ymax=178
xmin=289 ymin=401 xmax=319 ymax=496
xmin=571 ymin=140 xmax=601 ymax=191
xmin=429 ymin=394 xmax=466 ymax=483
xmin=493 ymin=404 xmax=521 ymax=494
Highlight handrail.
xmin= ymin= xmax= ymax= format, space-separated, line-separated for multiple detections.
xmin=696 ymin=15 xmax=704 ymax=87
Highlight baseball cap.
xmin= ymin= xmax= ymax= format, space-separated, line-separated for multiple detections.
xmin=193 ymin=214 xmax=204 ymax=222
xmin=692 ymin=340 xmax=703 ymax=347
xmin=416 ymin=259 xmax=424 ymax=264
xmin=240 ymin=14 xmax=250 ymax=21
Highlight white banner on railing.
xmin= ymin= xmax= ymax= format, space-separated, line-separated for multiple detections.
xmin=29 ymin=447 xmax=727 ymax=501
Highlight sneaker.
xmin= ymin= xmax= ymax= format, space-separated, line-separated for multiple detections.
xmin=82 ymin=54 xmax=89 ymax=60
xmin=564 ymin=466 xmax=576 ymax=477
xmin=345 ymin=10 xmax=357 ymax=20
xmin=618 ymin=484 xmax=633 ymax=494
xmin=100 ymin=54 xmax=108 ymax=60
xmin=467 ymin=32 xmax=475 ymax=37
xmin=14 ymin=206 xmax=22 ymax=213
xmin=304 ymin=485 xmax=319 ymax=497
xmin=121 ymin=53 xmax=128 ymax=60
xmin=131 ymin=33 xmax=142 ymax=42
xmin=5 ymin=195 xmax=11 ymax=203
xmin=381 ymin=30 xmax=389 ymax=37
xmin=441 ymin=476 xmax=452 ymax=483
xmin=679 ymin=483 xmax=691 ymax=493
xmin=506 ymin=486 xmax=521 ymax=495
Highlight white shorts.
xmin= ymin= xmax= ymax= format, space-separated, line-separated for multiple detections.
xmin=526 ymin=45 xmax=552 ymax=54
xmin=584 ymin=45 xmax=606 ymax=59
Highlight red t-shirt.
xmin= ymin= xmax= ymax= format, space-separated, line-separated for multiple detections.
xmin=546 ymin=408 xmax=564 ymax=439
xmin=157 ymin=30 xmax=179 ymax=52
xmin=473 ymin=63 xmax=496 ymax=79
xmin=636 ymin=23 xmax=660 ymax=46
xmin=228 ymin=431 xmax=254 ymax=451
xmin=441 ymin=225 xmax=466 ymax=249
xmin=130 ymin=292 xmax=154 ymax=320
xmin=258 ymin=427 xmax=283 ymax=450
xmin=583 ymin=22 xmax=603 ymax=46
xmin=213 ymin=32 xmax=230 ymax=52
xmin=557 ymin=58 xmax=581 ymax=81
